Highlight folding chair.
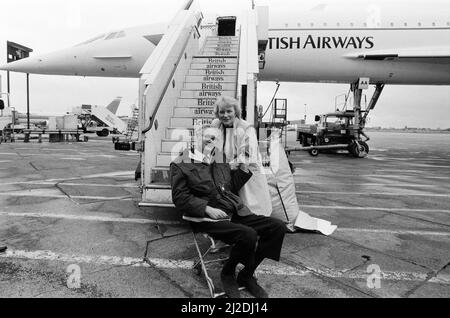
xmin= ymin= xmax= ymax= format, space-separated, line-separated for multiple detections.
xmin=183 ymin=217 xmax=245 ymax=298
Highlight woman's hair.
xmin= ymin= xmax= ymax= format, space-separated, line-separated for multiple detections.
xmin=214 ymin=96 xmax=242 ymax=119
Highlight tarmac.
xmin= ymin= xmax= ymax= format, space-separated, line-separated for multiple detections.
xmin=0 ymin=132 xmax=449 ymax=298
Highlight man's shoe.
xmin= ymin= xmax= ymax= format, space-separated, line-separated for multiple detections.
xmin=0 ymin=246 xmax=7 ymax=253
xmin=237 ymin=273 xmax=269 ymax=298
xmin=220 ymin=272 xmax=241 ymax=298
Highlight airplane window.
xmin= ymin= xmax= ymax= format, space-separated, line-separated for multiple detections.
xmin=350 ymin=23 xmax=354 ymax=27
xmin=297 ymin=23 xmax=301 ymax=27
xmin=363 ymin=22 xmax=367 ymax=27
xmin=390 ymin=22 xmax=394 ymax=27
xmin=336 ymin=23 xmax=340 ymax=27
xmin=447 ymin=22 xmax=450 ymax=26
xmin=404 ymin=22 xmax=408 ymax=27
xmin=76 ymin=34 xmax=106 ymax=46
xmin=432 ymin=22 xmax=436 ymax=26
xmin=105 ymin=32 xmax=118 ymax=40
xmin=323 ymin=22 xmax=327 ymax=27
xmin=418 ymin=22 xmax=422 ymax=27
xmin=310 ymin=23 xmax=314 ymax=27
xmin=285 ymin=23 xmax=289 ymax=28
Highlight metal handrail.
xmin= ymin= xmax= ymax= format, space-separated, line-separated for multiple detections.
xmin=142 ymin=27 xmax=196 ymax=135
xmin=236 ymin=27 xmax=242 ymax=100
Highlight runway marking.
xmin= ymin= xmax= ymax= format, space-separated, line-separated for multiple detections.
xmin=1 ymin=249 xmax=448 ymax=284
xmin=0 ymin=160 xmax=12 ymax=163
xmin=0 ymin=181 xmax=137 ymax=188
xmin=40 ymin=148 xmax=82 ymax=152
xmin=1 ymin=211 xmax=448 ymax=237
xmin=296 ymin=191 xmax=450 ymax=198
xmin=61 ymin=182 xmax=136 ymax=188
xmin=60 ymin=158 xmax=86 ymax=161
xmin=363 ymin=175 xmax=450 ymax=180
xmin=336 ymin=228 xmax=450 ymax=237
xmin=301 ymin=205 xmax=450 ymax=214
xmin=0 ymin=211 xmax=181 ymax=226
xmin=0 ymin=153 xmax=17 ymax=155
xmin=294 ymin=182 xmax=440 ymax=188
xmin=45 ymin=171 xmax=135 ymax=182
xmin=0 ymin=192 xmax=134 ymax=201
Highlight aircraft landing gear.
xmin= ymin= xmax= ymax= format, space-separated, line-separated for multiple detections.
xmin=348 ymin=140 xmax=369 ymax=158
xmin=348 ymin=79 xmax=385 ymax=158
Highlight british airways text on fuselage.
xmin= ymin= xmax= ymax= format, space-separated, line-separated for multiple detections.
xmin=268 ymin=36 xmax=374 ymax=50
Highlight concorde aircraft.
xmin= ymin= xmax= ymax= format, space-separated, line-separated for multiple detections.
xmin=1 ymin=1 xmax=450 ymax=84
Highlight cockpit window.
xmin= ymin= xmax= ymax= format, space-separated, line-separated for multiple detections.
xmin=105 ymin=31 xmax=126 ymax=40
xmin=76 ymin=34 xmax=106 ymax=46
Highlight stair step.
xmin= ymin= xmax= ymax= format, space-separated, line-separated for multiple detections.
xmin=190 ymin=63 xmax=237 ymax=70
xmin=166 ymin=127 xmax=194 ymax=141
xmin=174 ymin=107 xmax=215 ymax=117
xmin=206 ymin=36 xmax=239 ymax=41
xmin=204 ymin=41 xmax=239 ymax=45
xmin=161 ymin=140 xmax=189 ymax=153
xmin=185 ymin=75 xmax=236 ymax=83
xmin=192 ymin=57 xmax=237 ymax=64
xmin=203 ymin=46 xmax=239 ymax=52
xmin=151 ymin=167 xmax=171 ymax=184
xmin=171 ymin=117 xmax=213 ymax=128
xmin=203 ymin=46 xmax=239 ymax=50
xmin=177 ymin=98 xmax=217 ymax=107
xmin=203 ymin=45 xmax=239 ymax=50
xmin=197 ymin=54 xmax=239 ymax=58
xmin=180 ymin=89 xmax=235 ymax=98
xmin=157 ymin=152 xmax=181 ymax=167
xmin=141 ymin=186 xmax=174 ymax=208
xmin=139 ymin=202 xmax=176 ymax=208
xmin=188 ymin=69 xmax=237 ymax=76
xmin=202 ymin=50 xmax=239 ymax=55
xmin=184 ymin=82 xmax=236 ymax=90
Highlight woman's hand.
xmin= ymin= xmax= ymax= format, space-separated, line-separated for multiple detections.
xmin=229 ymin=162 xmax=240 ymax=170
xmin=205 ymin=206 xmax=229 ymax=220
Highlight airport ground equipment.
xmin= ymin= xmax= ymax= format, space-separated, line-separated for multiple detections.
xmin=124 ymin=106 xmax=140 ymax=140
xmin=75 ymin=104 xmax=127 ymax=137
xmin=0 ymin=93 xmax=16 ymax=142
xmin=112 ymin=105 xmax=140 ymax=150
xmin=20 ymin=129 xmax=85 ymax=143
xmin=293 ymin=111 xmax=369 ymax=158
xmin=289 ymin=81 xmax=384 ymax=158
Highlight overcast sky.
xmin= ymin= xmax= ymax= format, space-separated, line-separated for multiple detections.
xmin=1 ymin=0 xmax=449 ymax=129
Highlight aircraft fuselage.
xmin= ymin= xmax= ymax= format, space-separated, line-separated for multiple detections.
xmin=261 ymin=27 xmax=450 ymax=85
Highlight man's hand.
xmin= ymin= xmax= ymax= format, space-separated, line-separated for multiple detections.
xmin=205 ymin=206 xmax=229 ymax=220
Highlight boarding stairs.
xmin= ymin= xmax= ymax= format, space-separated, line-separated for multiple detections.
xmin=125 ymin=105 xmax=139 ymax=141
xmin=138 ymin=1 xmax=268 ymax=210
xmin=142 ymin=35 xmax=240 ymax=207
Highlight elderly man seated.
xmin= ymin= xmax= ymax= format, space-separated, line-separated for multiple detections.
xmin=170 ymin=126 xmax=286 ymax=298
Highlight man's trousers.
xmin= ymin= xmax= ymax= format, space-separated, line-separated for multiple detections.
xmin=191 ymin=214 xmax=286 ymax=269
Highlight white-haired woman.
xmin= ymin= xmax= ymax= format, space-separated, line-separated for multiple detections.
xmin=211 ymin=96 xmax=272 ymax=217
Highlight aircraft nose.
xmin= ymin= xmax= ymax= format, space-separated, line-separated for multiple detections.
xmin=0 ymin=56 xmax=45 ymax=73
xmin=0 ymin=48 xmax=82 ymax=75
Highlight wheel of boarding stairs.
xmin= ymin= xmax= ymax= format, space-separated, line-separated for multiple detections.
xmin=96 ymin=129 xmax=109 ymax=137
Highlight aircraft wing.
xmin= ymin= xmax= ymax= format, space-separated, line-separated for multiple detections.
xmin=345 ymin=47 xmax=450 ymax=62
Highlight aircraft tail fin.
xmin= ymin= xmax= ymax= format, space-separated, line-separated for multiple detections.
xmin=106 ymin=97 xmax=122 ymax=114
